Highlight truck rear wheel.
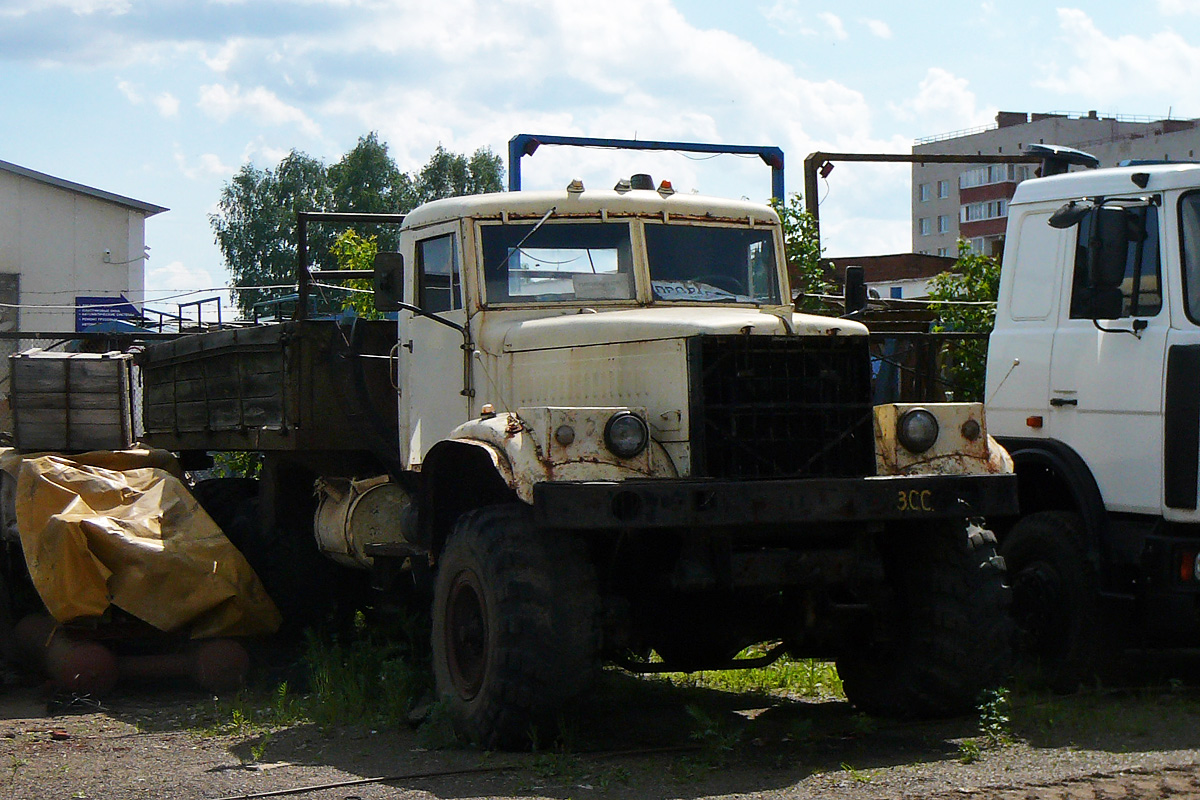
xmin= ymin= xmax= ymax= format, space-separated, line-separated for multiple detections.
xmin=431 ymin=504 xmax=600 ymax=750
xmin=1000 ymin=510 xmax=1102 ymax=692
xmin=837 ymin=520 xmax=1011 ymax=718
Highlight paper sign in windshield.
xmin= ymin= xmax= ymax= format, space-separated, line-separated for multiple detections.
xmin=652 ymin=281 xmax=746 ymax=302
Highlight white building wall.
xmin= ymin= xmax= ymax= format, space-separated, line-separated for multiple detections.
xmin=0 ymin=168 xmax=148 ymax=334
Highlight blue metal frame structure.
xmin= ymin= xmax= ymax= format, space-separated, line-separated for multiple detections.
xmin=508 ymin=133 xmax=785 ymax=202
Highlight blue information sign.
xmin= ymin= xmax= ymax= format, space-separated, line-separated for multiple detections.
xmin=75 ymin=295 xmax=142 ymax=332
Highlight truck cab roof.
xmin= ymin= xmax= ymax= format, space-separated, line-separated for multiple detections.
xmin=402 ymin=186 xmax=781 ymax=230
xmin=1011 ymin=162 xmax=1200 ymax=206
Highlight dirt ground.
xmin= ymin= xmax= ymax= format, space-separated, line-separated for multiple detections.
xmin=7 ymin=652 xmax=1200 ymax=800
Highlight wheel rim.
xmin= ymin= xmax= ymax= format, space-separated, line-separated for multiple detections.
xmin=444 ymin=569 xmax=488 ymax=700
xmin=1012 ymin=560 xmax=1067 ymax=656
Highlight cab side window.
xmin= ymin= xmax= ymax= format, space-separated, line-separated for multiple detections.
xmin=417 ymin=234 xmax=461 ymax=313
xmin=1069 ymin=204 xmax=1161 ymax=319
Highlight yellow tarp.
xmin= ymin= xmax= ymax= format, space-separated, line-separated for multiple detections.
xmin=0 ymin=448 xmax=281 ymax=638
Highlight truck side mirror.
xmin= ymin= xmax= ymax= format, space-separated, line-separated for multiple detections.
xmin=843 ymin=265 xmax=868 ymax=317
xmin=1090 ymin=206 xmax=1130 ymax=289
xmin=1048 ymin=200 xmax=1093 ymax=229
xmin=373 ymin=252 xmax=404 ymax=312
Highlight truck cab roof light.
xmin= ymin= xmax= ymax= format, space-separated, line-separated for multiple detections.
xmin=657 ymin=180 xmax=675 ymax=196
xmin=566 ymin=179 xmax=585 ymax=194
xmin=630 ymin=173 xmax=655 ymax=191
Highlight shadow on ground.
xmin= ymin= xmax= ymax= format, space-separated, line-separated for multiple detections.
xmin=10 ymin=648 xmax=1200 ymax=800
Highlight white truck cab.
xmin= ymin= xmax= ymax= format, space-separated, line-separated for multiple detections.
xmin=988 ymin=158 xmax=1200 ymax=687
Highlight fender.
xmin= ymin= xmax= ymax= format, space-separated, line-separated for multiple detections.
xmin=446 ymin=410 xmax=678 ymax=504
xmin=996 ymin=435 xmax=1110 ymax=543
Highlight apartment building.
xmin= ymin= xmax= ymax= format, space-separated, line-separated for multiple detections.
xmin=912 ymin=111 xmax=1200 ymax=257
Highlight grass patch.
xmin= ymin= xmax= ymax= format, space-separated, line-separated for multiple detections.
xmin=196 ymin=620 xmax=431 ymax=743
xmin=652 ymin=648 xmax=844 ymax=700
xmin=303 ymin=630 xmax=429 ymax=729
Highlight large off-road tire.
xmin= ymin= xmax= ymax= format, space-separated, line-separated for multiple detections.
xmin=1001 ymin=510 xmax=1104 ymax=692
xmin=837 ymin=520 xmax=1011 ymax=718
xmin=431 ymin=504 xmax=601 ymax=750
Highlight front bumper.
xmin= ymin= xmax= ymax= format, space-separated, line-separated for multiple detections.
xmin=533 ymin=473 xmax=1018 ymax=531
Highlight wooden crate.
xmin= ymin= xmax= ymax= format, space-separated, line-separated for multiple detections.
xmin=11 ymin=350 xmax=135 ymax=452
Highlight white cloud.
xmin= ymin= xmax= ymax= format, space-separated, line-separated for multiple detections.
xmin=117 ymin=80 xmax=179 ymax=117
xmin=1035 ymin=9 xmax=1200 ymax=103
xmin=146 ymin=260 xmax=215 ymax=293
xmin=819 ymin=12 xmax=847 ymax=41
xmin=863 ymin=18 xmax=892 ymax=39
xmin=174 ymin=151 xmax=235 ymax=180
xmin=144 ymin=261 xmax=232 ymax=323
xmin=153 ymin=92 xmax=179 ymax=117
xmin=762 ymin=0 xmax=815 ymax=36
xmin=198 ymin=83 xmax=321 ymax=138
xmin=116 ymin=79 xmax=140 ymax=104
xmin=889 ymin=67 xmax=993 ymax=132
xmin=1159 ymin=0 xmax=1200 ymax=13
xmin=201 ymin=39 xmax=247 ymax=73
xmin=0 ymin=0 xmax=129 ymax=17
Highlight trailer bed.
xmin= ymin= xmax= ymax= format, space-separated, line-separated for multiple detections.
xmin=139 ymin=320 xmax=397 ymax=454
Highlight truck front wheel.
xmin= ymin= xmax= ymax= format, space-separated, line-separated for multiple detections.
xmin=837 ymin=520 xmax=1011 ymax=718
xmin=430 ymin=504 xmax=600 ymax=749
xmin=1000 ymin=510 xmax=1102 ymax=692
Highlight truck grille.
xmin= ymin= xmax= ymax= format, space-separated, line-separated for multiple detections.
xmin=688 ymin=335 xmax=875 ymax=480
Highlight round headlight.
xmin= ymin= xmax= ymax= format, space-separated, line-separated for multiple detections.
xmin=604 ymin=412 xmax=649 ymax=459
xmin=897 ymin=408 xmax=939 ymax=454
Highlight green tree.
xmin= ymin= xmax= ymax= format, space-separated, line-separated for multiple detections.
xmin=211 ymin=150 xmax=332 ymax=315
xmin=329 ymin=229 xmax=379 ymax=318
xmin=412 ymin=145 xmax=505 ymax=204
xmin=212 ymin=138 xmax=505 ymax=318
xmin=328 ymin=133 xmax=412 ymax=252
xmin=772 ymin=193 xmax=834 ymax=311
xmin=926 ymin=239 xmax=1001 ymax=401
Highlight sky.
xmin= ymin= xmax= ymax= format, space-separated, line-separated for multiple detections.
xmin=5 ymin=0 xmax=1200 ymax=321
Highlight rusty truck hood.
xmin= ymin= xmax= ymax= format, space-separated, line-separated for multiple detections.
xmin=477 ymin=306 xmax=866 ymax=353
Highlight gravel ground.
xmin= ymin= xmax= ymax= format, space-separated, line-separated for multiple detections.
xmin=4 ymin=660 xmax=1200 ymax=800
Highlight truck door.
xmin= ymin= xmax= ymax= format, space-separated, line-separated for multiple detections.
xmin=399 ymin=222 xmax=471 ymax=467
xmin=1164 ymin=191 xmax=1200 ymax=519
xmin=1047 ymin=202 xmax=1167 ymax=515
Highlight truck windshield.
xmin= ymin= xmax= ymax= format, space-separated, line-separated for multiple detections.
xmin=481 ymin=222 xmax=635 ymax=304
xmin=645 ymin=223 xmax=781 ymax=305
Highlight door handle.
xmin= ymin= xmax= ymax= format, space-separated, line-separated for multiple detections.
xmin=1050 ymin=397 xmax=1078 ymax=407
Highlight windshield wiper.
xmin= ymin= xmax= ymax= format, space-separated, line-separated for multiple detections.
xmin=497 ymin=206 xmax=557 ymax=272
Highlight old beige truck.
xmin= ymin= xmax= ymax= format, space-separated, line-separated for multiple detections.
xmin=140 ymin=177 xmax=1017 ymax=749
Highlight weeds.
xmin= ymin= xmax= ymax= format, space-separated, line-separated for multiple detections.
xmin=955 ymin=687 xmax=1015 ymax=764
xmin=197 ymin=621 xmax=431 ymax=745
xmin=685 ymin=705 xmax=741 ymax=764
xmin=978 ymin=687 xmax=1013 ymax=747
xmin=957 ymin=738 xmax=981 ymax=764
xmin=657 ymin=652 xmax=843 ymax=700
xmin=840 ymin=762 xmax=873 ymax=783
xmin=303 ymin=630 xmax=429 ymax=729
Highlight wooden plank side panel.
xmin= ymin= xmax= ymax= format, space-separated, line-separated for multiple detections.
xmin=139 ymin=320 xmax=397 ymax=453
